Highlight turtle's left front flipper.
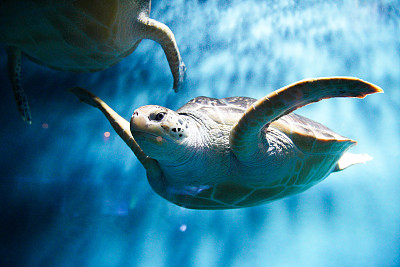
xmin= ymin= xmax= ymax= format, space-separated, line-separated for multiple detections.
xmin=7 ymin=46 xmax=32 ymax=124
xmin=230 ymin=77 xmax=383 ymax=163
xmin=70 ymin=87 xmax=162 ymax=178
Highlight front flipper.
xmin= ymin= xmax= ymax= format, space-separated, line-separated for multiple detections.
xmin=230 ymin=77 xmax=383 ymax=163
xmin=69 ymin=87 xmax=162 ymax=178
xmin=137 ymin=16 xmax=186 ymax=91
xmin=7 ymin=46 xmax=32 ymax=124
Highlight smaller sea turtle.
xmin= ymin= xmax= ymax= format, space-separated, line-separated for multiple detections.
xmin=71 ymin=77 xmax=382 ymax=209
xmin=0 ymin=0 xmax=185 ymax=124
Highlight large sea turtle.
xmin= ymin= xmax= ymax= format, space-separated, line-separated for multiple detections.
xmin=71 ymin=77 xmax=382 ymax=209
xmin=0 ymin=0 xmax=185 ymax=124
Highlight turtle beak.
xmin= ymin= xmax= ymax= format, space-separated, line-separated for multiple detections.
xmin=130 ymin=107 xmax=168 ymax=144
xmin=130 ymin=110 xmax=148 ymax=133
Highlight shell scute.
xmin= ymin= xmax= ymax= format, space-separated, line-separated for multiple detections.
xmin=174 ymin=194 xmax=221 ymax=209
xmin=286 ymin=173 xmax=299 ymax=187
xmin=265 ymin=176 xmax=285 ymax=187
xmin=177 ymin=96 xmax=257 ymax=126
xmin=72 ymin=0 xmax=118 ymax=29
xmin=213 ymin=182 xmax=253 ymax=204
xmin=237 ymin=186 xmax=285 ymax=207
xmin=271 ymin=113 xmax=355 ymax=154
xmin=295 ymin=160 xmax=314 ymax=186
xmin=281 ymin=185 xmax=302 ymax=197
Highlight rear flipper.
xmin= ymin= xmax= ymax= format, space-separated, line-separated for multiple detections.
xmin=333 ymin=152 xmax=373 ymax=172
xmin=7 ymin=46 xmax=32 ymax=124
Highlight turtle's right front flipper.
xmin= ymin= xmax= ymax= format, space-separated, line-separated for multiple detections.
xmin=70 ymin=87 xmax=162 ymax=178
xmin=230 ymin=77 xmax=383 ymax=163
xmin=7 ymin=46 xmax=32 ymax=124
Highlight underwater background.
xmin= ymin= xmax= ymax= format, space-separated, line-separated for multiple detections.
xmin=1 ymin=0 xmax=399 ymax=266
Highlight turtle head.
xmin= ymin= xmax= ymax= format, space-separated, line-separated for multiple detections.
xmin=130 ymin=105 xmax=190 ymax=161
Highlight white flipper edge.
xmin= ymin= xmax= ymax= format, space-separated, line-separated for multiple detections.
xmin=334 ymin=152 xmax=373 ymax=172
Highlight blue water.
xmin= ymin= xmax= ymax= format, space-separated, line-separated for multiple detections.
xmin=1 ymin=0 xmax=399 ymax=266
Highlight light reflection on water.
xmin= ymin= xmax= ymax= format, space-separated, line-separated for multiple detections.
xmin=0 ymin=0 xmax=399 ymax=266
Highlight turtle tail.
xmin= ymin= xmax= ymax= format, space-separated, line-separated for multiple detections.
xmin=333 ymin=152 xmax=373 ymax=172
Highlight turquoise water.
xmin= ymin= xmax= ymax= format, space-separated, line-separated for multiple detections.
xmin=1 ymin=0 xmax=399 ymax=266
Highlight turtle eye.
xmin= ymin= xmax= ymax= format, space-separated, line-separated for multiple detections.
xmin=150 ymin=112 xmax=166 ymax=121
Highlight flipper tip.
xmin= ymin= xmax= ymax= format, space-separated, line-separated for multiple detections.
xmin=173 ymin=61 xmax=187 ymax=93
xmin=335 ymin=152 xmax=373 ymax=171
xmin=69 ymin=87 xmax=98 ymax=108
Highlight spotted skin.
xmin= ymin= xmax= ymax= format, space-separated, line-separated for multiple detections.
xmin=1 ymin=0 xmax=185 ymax=123
xmin=71 ymin=78 xmax=383 ymax=210
xmin=7 ymin=47 xmax=31 ymax=124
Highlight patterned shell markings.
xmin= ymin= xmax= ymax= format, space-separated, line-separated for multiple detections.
xmin=173 ymin=95 xmax=355 ymax=209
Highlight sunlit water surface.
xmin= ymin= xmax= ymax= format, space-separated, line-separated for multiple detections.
xmin=1 ymin=0 xmax=399 ymax=266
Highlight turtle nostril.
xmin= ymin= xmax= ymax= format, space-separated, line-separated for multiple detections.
xmin=133 ymin=111 xmax=138 ymax=117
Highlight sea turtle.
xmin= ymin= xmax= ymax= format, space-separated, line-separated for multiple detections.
xmin=0 ymin=0 xmax=186 ymax=124
xmin=71 ymin=77 xmax=382 ymax=209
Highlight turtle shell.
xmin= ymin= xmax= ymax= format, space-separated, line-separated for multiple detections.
xmin=177 ymin=96 xmax=256 ymax=125
xmin=177 ymin=96 xmax=354 ymax=154
xmin=0 ymin=0 xmax=146 ymax=72
xmin=164 ymin=96 xmax=355 ymax=209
